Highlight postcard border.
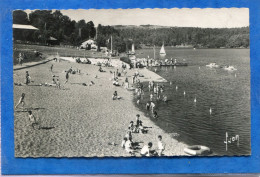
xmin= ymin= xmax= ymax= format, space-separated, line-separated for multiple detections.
xmin=1 ymin=0 xmax=260 ymax=174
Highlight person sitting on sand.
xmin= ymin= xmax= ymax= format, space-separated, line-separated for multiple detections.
xmin=52 ymin=76 xmax=57 ymax=85
xmin=128 ymin=121 xmax=137 ymax=133
xmin=15 ymin=93 xmax=25 ymax=109
xmin=28 ymin=110 xmax=39 ymax=129
xmin=157 ymin=135 xmax=165 ymax=156
xmin=112 ymin=91 xmax=118 ymax=100
xmin=89 ymin=81 xmax=95 ymax=86
xmin=99 ymin=66 xmax=105 ymax=72
xmin=140 ymin=142 xmax=153 ymax=156
xmin=125 ymin=137 xmax=134 ymax=154
xmin=125 ymin=131 xmax=132 ymax=141
xmin=128 ymin=121 xmax=135 ymax=133
xmin=112 ymin=79 xmax=120 ymax=86
xmin=112 ymin=91 xmax=121 ymax=100
xmin=138 ymin=122 xmax=147 ymax=134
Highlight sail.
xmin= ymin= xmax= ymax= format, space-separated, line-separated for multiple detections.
xmin=132 ymin=44 xmax=135 ymax=53
xmin=160 ymin=44 xmax=166 ymax=55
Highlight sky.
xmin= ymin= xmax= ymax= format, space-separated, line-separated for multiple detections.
xmin=25 ymin=8 xmax=249 ymax=28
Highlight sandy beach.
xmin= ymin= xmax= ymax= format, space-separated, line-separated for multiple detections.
xmin=14 ymin=58 xmax=187 ymax=157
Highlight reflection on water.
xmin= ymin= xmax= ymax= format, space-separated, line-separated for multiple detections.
xmin=134 ymin=48 xmax=250 ymax=155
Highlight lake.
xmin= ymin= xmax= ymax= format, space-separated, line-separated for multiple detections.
xmin=133 ymin=48 xmax=250 ymax=156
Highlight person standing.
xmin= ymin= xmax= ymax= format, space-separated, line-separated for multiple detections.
xmin=25 ymin=71 xmax=31 ymax=85
xmin=18 ymin=52 xmax=24 ymax=66
xmin=150 ymin=101 xmax=155 ymax=112
xmin=64 ymin=71 xmax=69 ymax=84
xmin=157 ymin=135 xmax=165 ymax=156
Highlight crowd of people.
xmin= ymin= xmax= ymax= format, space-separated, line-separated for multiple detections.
xmin=121 ymin=114 xmax=166 ymax=156
xmin=15 ymin=56 xmax=168 ymax=156
xmin=110 ymin=62 xmax=167 ymax=156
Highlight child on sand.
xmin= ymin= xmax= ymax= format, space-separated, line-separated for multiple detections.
xmin=15 ymin=93 xmax=25 ymax=108
xmin=64 ymin=71 xmax=69 ymax=84
xmin=128 ymin=121 xmax=135 ymax=133
xmin=140 ymin=142 xmax=153 ymax=156
xmin=28 ymin=110 xmax=39 ymax=129
xmin=125 ymin=137 xmax=134 ymax=154
xmin=138 ymin=122 xmax=147 ymax=134
xmin=52 ymin=76 xmax=57 ymax=85
xmin=125 ymin=130 xmax=132 ymax=140
xmin=121 ymin=137 xmax=127 ymax=148
xmin=112 ymin=91 xmax=121 ymax=100
xmin=25 ymin=71 xmax=31 ymax=85
xmin=157 ymin=135 xmax=165 ymax=156
xmin=56 ymin=79 xmax=61 ymax=89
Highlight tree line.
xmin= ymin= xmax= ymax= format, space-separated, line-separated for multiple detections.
xmin=13 ymin=10 xmax=249 ymax=52
xmin=13 ymin=10 xmax=96 ymax=46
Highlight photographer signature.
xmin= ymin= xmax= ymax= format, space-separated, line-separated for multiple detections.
xmin=224 ymin=132 xmax=239 ymax=151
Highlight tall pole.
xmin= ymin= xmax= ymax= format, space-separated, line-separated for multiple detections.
xmin=111 ymin=35 xmax=113 ymax=52
xmin=95 ymin=27 xmax=97 ymax=40
xmin=153 ymin=45 xmax=155 ymax=59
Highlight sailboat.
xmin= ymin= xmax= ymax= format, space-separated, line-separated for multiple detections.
xmin=128 ymin=43 xmax=136 ymax=60
xmin=131 ymin=44 xmax=135 ymax=54
xmin=160 ymin=42 xmax=166 ymax=55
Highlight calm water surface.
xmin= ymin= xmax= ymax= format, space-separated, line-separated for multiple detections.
xmin=134 ymin=48 xmax=250 ymax=156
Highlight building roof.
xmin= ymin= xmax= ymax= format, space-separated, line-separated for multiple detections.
xmin=13 ymin=24 xmax=39 ymax=30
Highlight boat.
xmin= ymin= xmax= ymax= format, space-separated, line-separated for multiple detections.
xmin=152 ymin=59 xmax=188 ymax=67
xmin=160 ymin=42 xmax=166 ymax=55
xmin=184 ymin=145 xmax=212 ymax=156
xmin=206 ymin=63 xmax=219 ymax=68
xmin=152 ymin=62 xmax=188 ymax=67
xmin=223 ymin=65 xmax=237 ymax=71
xmin=127 ymin=43 xmax=136 ymax=60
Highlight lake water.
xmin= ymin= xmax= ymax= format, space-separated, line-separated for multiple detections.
xmin=134 ymin=48 xmax=250 ymax=156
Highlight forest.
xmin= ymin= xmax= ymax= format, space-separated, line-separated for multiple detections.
xmin=13 ymin=10 xmax=249 ymax=53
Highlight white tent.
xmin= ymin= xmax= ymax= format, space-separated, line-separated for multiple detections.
xmin=80 ymin=39 xmax=97 ymax=50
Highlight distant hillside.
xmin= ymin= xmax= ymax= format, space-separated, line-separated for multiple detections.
xmin=112 ymin=25 xmax=172 ymax=30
